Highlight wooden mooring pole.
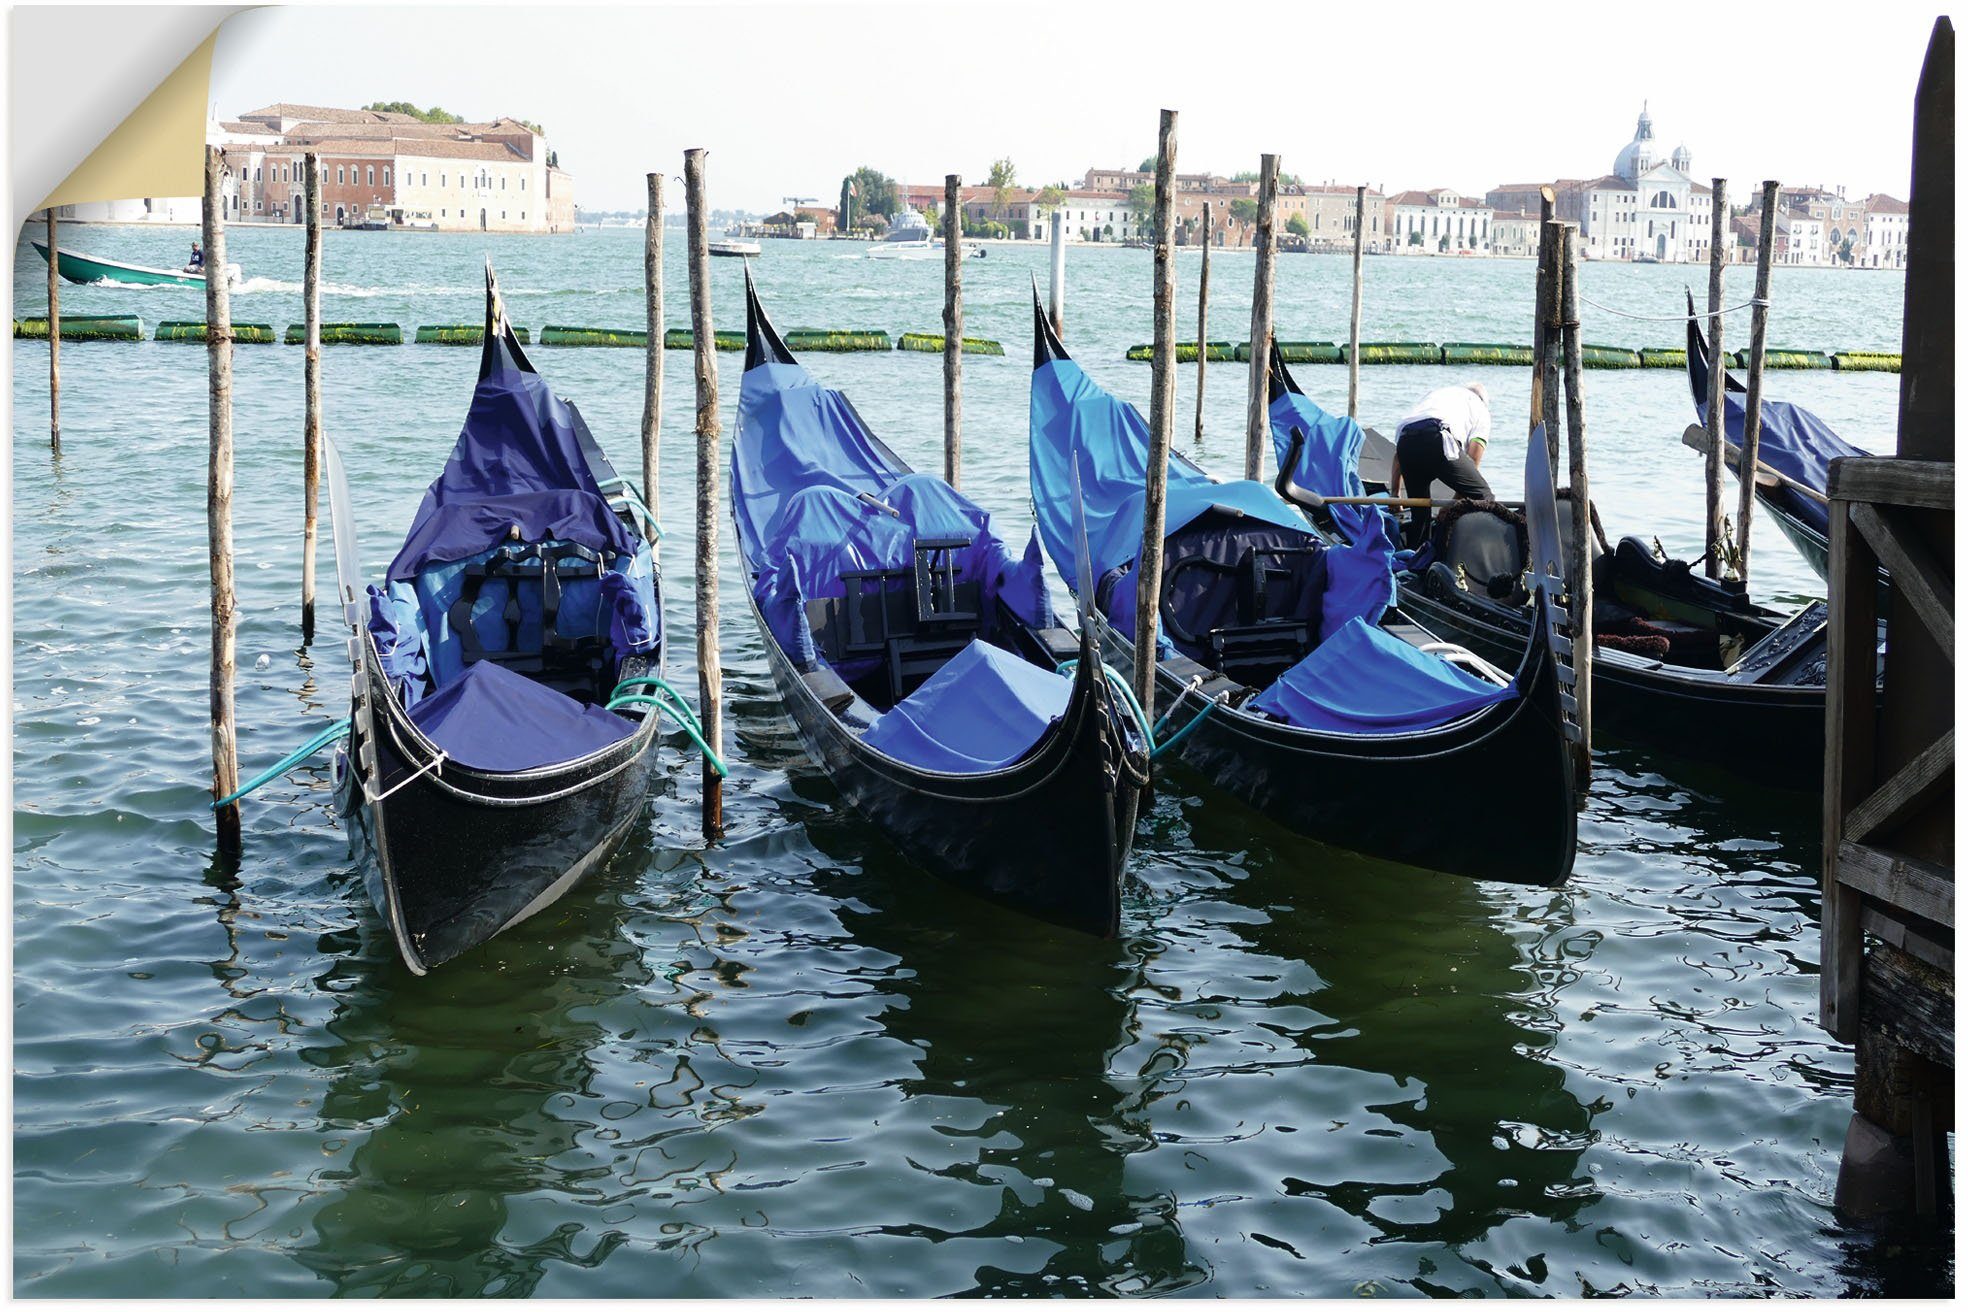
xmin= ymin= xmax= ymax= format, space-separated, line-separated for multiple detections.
xmin=943 ymin=173 xmax=963 ymax=489
xmin=204 ymin=146 xmax=241 ymax=853
xmin=1347 ymin=185 xmax=1365 ymax=420
xmin=46 ymin=209 xmax=60 ymax=452
xmin=1529 ymin=187 xmax=1556 ymax=459
xmin=300 ymin=154 xmax=322 ymax=643
xmin=1703 ymin=177 xmax=1729 ymax=578
xmin=1049 ymin=216 xmax=1066 ymax=338
xmin=1193 ymin=201 xmax=1210 ymax=445
xmin=642 ymin=172 xmax=665 ymax=529
xmin=1735 ymin=181 xmax=1781 ymax=582
xmin=1558 ymin=222 xmax=1592 ymax=787
xmin=1244 ymin=153 xmax=1279 ymax=481
xmin=1134 ymin=108 xmax=1179 ymax=718
xmin=684 ymin=148 xmax=724 ymax=839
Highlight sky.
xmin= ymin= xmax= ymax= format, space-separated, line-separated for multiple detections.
xmin=209 ymin=2 xmax=1941 ymax=213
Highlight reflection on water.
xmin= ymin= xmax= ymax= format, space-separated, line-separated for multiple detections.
xmin=11 ymin=229 xmax=1948 ymax=1296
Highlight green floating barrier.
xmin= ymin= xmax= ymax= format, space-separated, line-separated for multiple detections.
xmin=415 ymin=324 xmax=531 ymax=345
xmin=285 ymin=322 xmax=402 ymax=345
xmin=1638 ymin=347 xmax=1688 ymax=369
xmin=1125 ymin=341 xmax=1237 ymax=362
xmin=1345 ymin=342 xmax=1441 ymax=365
xmin=661 ymin=328 xmax=745 ymax=351
xmin=1442 ymin=342 xmax=1534 ymax=366
xmin=1733 ymin=348 xmax=1831 ymax=369
xmin=542 ymin=324 xmax=645 ymax=347
xmin=14 ymin=315 xmax=143 ymax=341
xmin=155 ymin=321 xmax=275 ymax=343
xmin=1580 ymin=344 xmax=1641 ymax=369
xmin=897 ymin=332 xmax=1005 ymax=356
xmin=1232 ymin=340 xmax=1342 ymax=364
xmin=1833 ymin=351 xmax=1901 ymax=373
xmin=784 ymin=329 xmax=891 ymax=352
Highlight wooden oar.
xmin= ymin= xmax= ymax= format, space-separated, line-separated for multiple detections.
xmin=1681 ymin=423 xmax=1830 ymax=505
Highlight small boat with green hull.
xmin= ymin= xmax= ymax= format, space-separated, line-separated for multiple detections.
xmin=32 ymin=241 xmax=240 ymax=289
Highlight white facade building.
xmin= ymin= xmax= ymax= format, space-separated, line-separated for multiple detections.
xmin=1577 ymin=106 xmax=1712 ymax=263
xmin=1053 ymin=191 xmax=1140 ymax=242
xmin=1385 ymin=189 xmax=1491 ymax=254
xmin=1862 ymin=195 xmax=1910 ymax=269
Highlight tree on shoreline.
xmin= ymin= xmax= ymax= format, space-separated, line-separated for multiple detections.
xmin=363 ymin=101 xmax=462 ymax=124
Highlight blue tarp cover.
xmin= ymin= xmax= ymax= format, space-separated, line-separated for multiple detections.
xmin=1269 ymin=386 xmax=1401 ymax=546
xmin=1249 ymin=617 xmax=1516 ymax=734
xmin=407 ymin=657 xmax=634 ymax=772
xmin=389 ymin=360 xmax=638 ymax=579
xmin=859 ymin=638 xmax=1071 ymax=772
xmin=1698 ymin=391 xmax=1864 ymax=537
xmin=734 ymin=361 xmax=895 ymax=563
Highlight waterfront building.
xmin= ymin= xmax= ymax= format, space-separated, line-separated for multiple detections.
xmin=1276 ymin=184 xmax=1387 ymax=251
xmin=1385 ymin=189 xmax=1493 ymax=254
xmin=1489 ymin=210 xmax=1539 ymax=259
xmin=1861 ymin=194 xmax=1910 ymax=269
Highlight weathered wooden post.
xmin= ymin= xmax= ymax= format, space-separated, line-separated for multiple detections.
xmin=684 ymin=148 xmax=724 ymax=839
xmin=1528 ymin=187 xmax=1555 ymax=452
xmin=300 ymin=153 xmax=322 ymax=643
xmin=1048 ymin=214 xmax=1066 ymax=337
xmin=46 ymin=209 xmax=60 ymax=452
xmin=1347 ymin=185 xmax=1365 ymax=420
xmin=1735 ymin=180 xmax=1781 ymax=581
xmin=1703 ymin=177 xmax=1729 ymax=578
xmin=1135 ymin=108 xmax=1179 ymax=718
xmin=1533 ymin=188 xmax=1561 ymax=465
xmin=1244 ymin=153 xmax=1279 ymax=481
xmin=1193 ymin=201 xmax=1211 ymax=445
xmin=1558 ymin=222 xmax=1593 ymax=786
xmin=204 ymin=146 xmax=241 ymax=853
xmin=943 ymin=173 xmax=963 ymax=489
xmin=642 ymin=171 xmax=665 ymax=529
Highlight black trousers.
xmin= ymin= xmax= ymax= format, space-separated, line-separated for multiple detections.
xmin=1395 ymin=419 xmax=1493 ymax=548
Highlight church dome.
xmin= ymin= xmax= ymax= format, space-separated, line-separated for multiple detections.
xmin=1671 ymin=142 xmax=1692 ymax=172
xmin=1614 ymin=104 xmax=1660 ymax=183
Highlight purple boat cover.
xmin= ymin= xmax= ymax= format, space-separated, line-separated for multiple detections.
xmin=407 ymin=658 xmax=634 ymax=772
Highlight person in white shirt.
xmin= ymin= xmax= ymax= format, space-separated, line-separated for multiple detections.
xmin=1388 ymin=382 xmax=1494 ymax=548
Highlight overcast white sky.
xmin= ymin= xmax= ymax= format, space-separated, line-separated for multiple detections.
xmin=210 ymin=3 xmax=1939 ymax=212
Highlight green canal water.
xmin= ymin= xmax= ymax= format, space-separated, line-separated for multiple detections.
xmin=11 ymin=224 xmax=1950 ymax=1296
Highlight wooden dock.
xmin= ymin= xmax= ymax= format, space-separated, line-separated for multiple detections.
xmin=1820 ymin=15 xmax=1954 ymax=1221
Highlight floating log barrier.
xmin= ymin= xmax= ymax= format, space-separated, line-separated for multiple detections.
xmin=1345 ymin=341 xmax=1440 ymax=365
xmin=1127 ymin=340 xmax=1236 ymax=362
xmin=1237 ymin=340 xmax=1340 ymax=364
xmin=156 ymin=321 xmax=275 ymax=343
xmin=1834 ymin=350 xmax=1903 ymax=372
xmin=414 ymin=323 xmax=531 ymax=345
xmin=1443 ymin=342 xmax=1534 ymax=366
xmin=1579 ymin=344 xmax=1642 ymax=368
xmin=784 ymin=328 xmax=891 ymax=352
xmin=1736 ymin=347 xmax=1831 ymax=369
xmin=284 ymin=322 xmax=401 ymax=345
xmin=15 ymin=315 xmax=142 ymax=341
xmin=898 ymin=331 xmax=1005 ymax=356
xmin=540 ymin=324 xmax=644 ymax=347
xmin=1639 ymin=346 xmax=1688 ymax=369
xmin=661 ymin=328 xmax=743 ymax=351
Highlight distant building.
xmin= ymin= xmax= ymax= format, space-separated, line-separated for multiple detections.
xmin=1274 ymin=184 xmax=1387 ymax=250
xmin=1385 ymin=188 xmax=1492 ymax=254
xmin=1489 ymin=210 xmax=1540 ymax=259
xmin=1861 ymin=194 xmax=1910 ymax=269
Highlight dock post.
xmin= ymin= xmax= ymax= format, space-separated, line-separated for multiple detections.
xmin=943 ymin=173 xmax=963 ymax=489
xmin=1735 ymin=181 xmax=1781 ymax=581
xmin=1703 ymin=177 xmax=1729 ymax=578
xmin=204 ymin=146 xmax=241 ymax=854
xmin=1558 ymin=222 xmax=1592 ymax=788
xmin=46 ymin=209 xmax=60 ymax=452
xmin=1134 ymin=108 xmax=1180 ymax=719
xmin=1049 ymin=216 xmax=1066 ymax=337
xmin=684 ymin=147 xmax=724 ymax=840
xmin=1193 ymin=201 xmax=1211 ymax=445
xmin=642 ymin=172 xmax=665 ymax=530
xmin=300 ymin=153 xmax=322 ymax=643
xmin=1244 ymin=153 xmax=1279 ymax=481
xmin=1347 ymin=185 xmax=1365 ymax=420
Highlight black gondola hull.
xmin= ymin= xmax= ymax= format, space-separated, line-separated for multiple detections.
xmin=339 ymin=644 xmax=663 ymax=973
xmin=749 ymin=592 xmax=1138 ymax=937
xmin=1095 ymin=616 xmax=1577 ymax=886
xmin=1390 ymin=583 xmax=1829 ymax=789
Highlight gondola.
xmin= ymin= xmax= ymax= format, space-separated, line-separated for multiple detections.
xmin=1029 ymin=298 xmax=1577 ymax=886
xmin=732 ymin=274 xmax=1145 ymax=936
xmin=1682 ymin=290 xmax=1869 ymax=583
xmin=324 ymin=265 xmax=672 ymax=973
xmin=1267 ymin=347 xmax=1851 ymax=792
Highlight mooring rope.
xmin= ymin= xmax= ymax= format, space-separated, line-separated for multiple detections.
xmin=1576 ymin=294 xmax=1769 ymax=323
xmin=210 ymin=717 xmax=352 ymax=809
xmin=606 ymin=675 xmax=727 ymax=775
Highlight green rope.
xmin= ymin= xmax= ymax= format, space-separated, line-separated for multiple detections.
xmin=605 ymin=692 xmax=727 ymax=776
xmin=1150 ymin=695 xmax=1217 ymax=759
xmin=211 ymin=717 xmax=352 ymax=810
xmin=609 ymin=674 xmax=706 ymax=735
xmin=599 ymin=478 xmax=664 ymax=539
xmin=1057 ymin=658 xmax=1157 ymax=755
